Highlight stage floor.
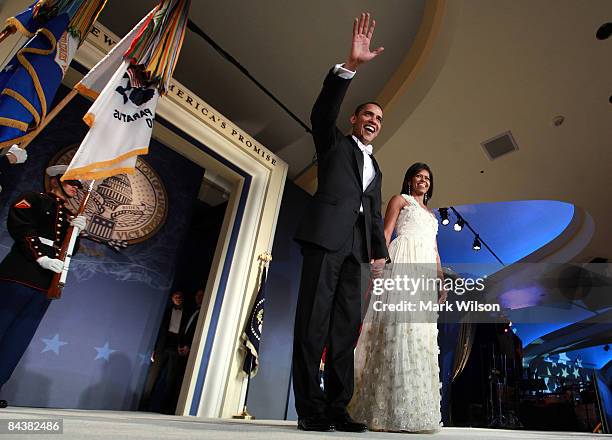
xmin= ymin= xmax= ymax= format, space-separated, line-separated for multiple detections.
xmin=0 ymin=407 xmax=604 ymax=439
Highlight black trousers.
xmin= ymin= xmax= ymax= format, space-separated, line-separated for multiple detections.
xmin=292 ymin=215 xmax=368 ymax=418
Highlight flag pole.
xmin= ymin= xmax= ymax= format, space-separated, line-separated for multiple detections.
xmin=21 ymin=89 xmax=79 ymax=148
xmin=232 ymin=355 xmax=255 ymax=420
xmin=233 ymin=252 xmax=272 ymax=420
xmin=47 ymin=179 xmax=94 ymax=299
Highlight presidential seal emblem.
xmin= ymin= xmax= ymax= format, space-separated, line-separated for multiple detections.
xmin=46 ymin=146 xmax=168 ymax=248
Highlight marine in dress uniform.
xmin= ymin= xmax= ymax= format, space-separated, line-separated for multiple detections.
xmin=0 ymin=165 xmax=86 ymax=408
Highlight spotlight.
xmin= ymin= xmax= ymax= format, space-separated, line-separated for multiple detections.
xmin=439 ymin=208 xmax=449 ymax=226
xmin=596 ymin=22 xmax=612 ymax=40
xmin=454 ymin=218 xmax=464 ymax=232
xmin=473 ymin=235 xmax=481 ymax=251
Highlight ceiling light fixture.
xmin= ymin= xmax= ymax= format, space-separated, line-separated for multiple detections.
xmin=454 ymin=217 xmax=464 ymax=232
xmin=596 ymin=22 xmax=612 ymax=40
xmin=552 ymin=115 xmax=565 ymax=127
xmin=449 ymin=207 xmax=505 ymax=265
xmin=439 ymin=208 xmax=450 ymax=226
xmin=473 ymin=235 xmax=482 ymax=251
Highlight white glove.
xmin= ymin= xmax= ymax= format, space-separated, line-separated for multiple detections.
xmin=70 ymin=215 xmax=87 ymax=231
xmin=7 ymin=144 xmax=27 ymax=164
xmin=37 ymin=256 xmax=64 ymax=273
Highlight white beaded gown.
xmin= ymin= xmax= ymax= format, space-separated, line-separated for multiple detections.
xmin=348 ymin=194 xmax=442 ymax=432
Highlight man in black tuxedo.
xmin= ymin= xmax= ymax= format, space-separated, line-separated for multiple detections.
xmin=293 ymin=12 xmax=388 ymax=433
xmin=142 ymin=290 xmax=189 ymax=414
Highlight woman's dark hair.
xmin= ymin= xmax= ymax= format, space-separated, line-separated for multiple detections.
xmin=401 ymin=162 xmax=434 ymax=205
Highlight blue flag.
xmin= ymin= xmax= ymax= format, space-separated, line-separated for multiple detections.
xmin=242 ymin=267 xmax=267 ymax=377
xmin=0 ymin=12 xmax=70 ymax=148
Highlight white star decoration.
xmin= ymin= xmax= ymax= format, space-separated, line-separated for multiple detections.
xmin=138 ymin=353 xmax=151 ymax=366
xmin=41 ymin=334 xmax=68 ymax=355
xmin=561 ymin=367 xmax=569 ymax=378
xmin=576 ymin=358 xmax=583 ymax=368
xmin=557 ymin=353 xmax=571 ymax=365
xmin=94 ymin=342 xmax=117 ymax=361
xmin=573 ymin=368 xmax=580 ymax=379
xmin=3 ymin=64 xmax=14 ymax=72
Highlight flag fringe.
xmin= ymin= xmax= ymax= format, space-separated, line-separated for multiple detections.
xmin=0 ymin=27 xmax=58 ymax=137
xmin=123 ymin=0 xmax=190 ymax=94
xmin=1 ymin=89 xmax=41 ymax=125
xmin=66 ymin=0 xmax=107 ymax=45
xmin=62 ymin=167 xmax=137 ymax=181
xmin=82 ymin=111 xmax=94 ymax=126
xmin=61 ymin=146 xmax=148 ymax=180
xmin=0 ymin=132 xmax=31 ymax=148
xmin=0 ymin=116 xmax=29 ymax=131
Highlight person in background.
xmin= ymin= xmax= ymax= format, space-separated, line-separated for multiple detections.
xmin=142 ymin=290 xmax=190 ymax=414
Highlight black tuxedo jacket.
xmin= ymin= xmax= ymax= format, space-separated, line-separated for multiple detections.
xmin=295 ymin=70 xmax=389 ymax=261
xmin=155 ymin=305 xmax=190 ymax=351
xmin=178 ymin=308 xmax=200 ymax=347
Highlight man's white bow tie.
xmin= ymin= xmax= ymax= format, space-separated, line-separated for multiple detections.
xmin=358 ymin=143 xmax=373 ymax=155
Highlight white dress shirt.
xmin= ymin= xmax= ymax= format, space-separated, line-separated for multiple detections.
xmin=168 ymin=308 xmax=183 ymax=334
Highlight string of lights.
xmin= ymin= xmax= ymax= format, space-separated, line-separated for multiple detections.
xmin=438 ymin=207 xmax=505 ymax=266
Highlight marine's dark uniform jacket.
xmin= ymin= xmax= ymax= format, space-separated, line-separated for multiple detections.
xmin=0 ymin=191 xmax=79 ymax=291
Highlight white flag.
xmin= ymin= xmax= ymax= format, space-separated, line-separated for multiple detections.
xmin=74 ymin=10 xmax=153 ymax=99
xmin=62 ymin=60 xmax=159 ymax=181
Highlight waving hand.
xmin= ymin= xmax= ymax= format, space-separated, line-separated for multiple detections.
xmin=344 ymin=12 xmax=384 ymax=71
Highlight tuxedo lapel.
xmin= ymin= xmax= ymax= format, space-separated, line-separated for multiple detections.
xmin=348 ymin=136 xmax=364 ymax=188
xmin=364 ymin=154 xmax=381 ymax=193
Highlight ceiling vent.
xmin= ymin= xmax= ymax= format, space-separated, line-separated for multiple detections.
xmin=481 ymin=131 xmax=519 ymax=160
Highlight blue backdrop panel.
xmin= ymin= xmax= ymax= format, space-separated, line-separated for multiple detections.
xmin=246 ymin=180 xmax=310 ymax=420
xmin=0 ymin=88 xmax=203 ymax=409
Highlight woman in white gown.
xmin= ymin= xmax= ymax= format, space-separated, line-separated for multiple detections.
xmin=348 ymin=162 xmax=446 ymax=433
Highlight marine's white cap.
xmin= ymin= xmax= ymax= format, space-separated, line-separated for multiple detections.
xmin=45 ymin=164 xmax=68 ymax=177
